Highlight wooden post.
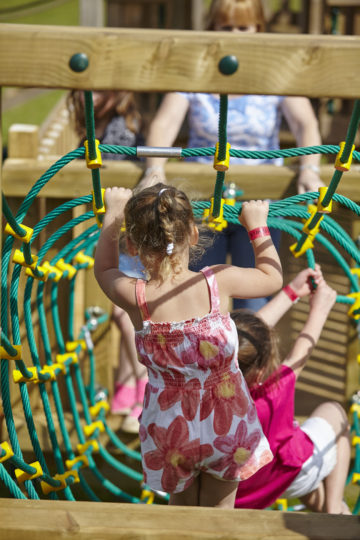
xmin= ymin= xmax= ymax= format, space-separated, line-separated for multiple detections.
xmin=8 ymin=124 xmax=39 ymax=159
xmin=79 ymin=0 xmax=104 ymax=27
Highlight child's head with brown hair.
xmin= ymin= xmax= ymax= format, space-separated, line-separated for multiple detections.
xmin=231 ymin=309 xmax=281 ymax=387
xmin=206 ymin=0 xmax=265 ymax=32
xmin=67 ymin=90 xmax=141 ymax=139
xmin=124 ymin=183 xmax=200 ymax=281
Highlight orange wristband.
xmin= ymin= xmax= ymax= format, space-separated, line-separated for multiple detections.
xmin=248 ymin=226 xmax=270 ymax=241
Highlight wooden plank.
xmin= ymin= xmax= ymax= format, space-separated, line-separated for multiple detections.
xmin=1 ymin=24 xmax=360 ymax=97
xmin=0 ymin=498 xmax=359 ymax=540
xmin=3 ymin=159 xmax=360 ymax=201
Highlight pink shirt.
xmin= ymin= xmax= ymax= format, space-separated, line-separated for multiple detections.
xmin=234 ymin=365 xmax=314 ymax=509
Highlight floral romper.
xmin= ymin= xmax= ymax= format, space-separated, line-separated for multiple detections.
xmin=135 ymin=267 xmax=273 ymax=494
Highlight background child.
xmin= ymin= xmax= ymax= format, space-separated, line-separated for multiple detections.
xmin=94 ymin=183 xmax=283 ymax=507
xmin=68 ymin=89 xmax=147 ymax=430
xmin=232 ymin=266 xmax=351 ymax=514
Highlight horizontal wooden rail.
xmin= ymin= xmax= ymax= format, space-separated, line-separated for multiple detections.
xmin=3 ymin=159 xmax=360 ymax=200
xmin=0 ymin=498 xmax=359 ymax=539
xmin=1 ymin=24 xmax=360 ymax=97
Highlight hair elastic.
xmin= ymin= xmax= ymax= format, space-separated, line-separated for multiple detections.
xmin=166 ymin=243 xmax=174 ymax=255
xmin=158 ymin=188 xmax=168 ymax=196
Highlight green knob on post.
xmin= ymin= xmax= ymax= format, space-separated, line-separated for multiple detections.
xmin=69 ymin=53 xmax=89 ymax=73
xmin=218 ymin=55 xmax=239 ymax=75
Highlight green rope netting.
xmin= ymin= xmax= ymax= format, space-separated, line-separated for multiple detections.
xmin=1 ymin=92 xmax=360 ymax=512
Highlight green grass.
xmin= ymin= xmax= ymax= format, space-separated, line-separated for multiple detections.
xmin=0 ymin=0 xmax=79 ymax=25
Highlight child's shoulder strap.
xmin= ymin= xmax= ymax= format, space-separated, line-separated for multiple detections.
xmin=200 ymin=266 xmax=220 ymax=313
xmin=135 ymin=279 xmax=151 ymax=321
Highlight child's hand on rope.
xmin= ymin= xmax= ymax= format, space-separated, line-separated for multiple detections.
xmin=238 ymin=200 xmax=269 ymax=231
xmin=104 ymin=187 xmax=132 ymax=222
xmin=309 ymin=277 xmax=337 ymax=314
xmin=288 ymin=264 xmax=322 ymax=298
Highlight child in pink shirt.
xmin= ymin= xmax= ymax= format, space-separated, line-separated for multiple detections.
xmin=232 ymin=266 xmax=351 ymax=514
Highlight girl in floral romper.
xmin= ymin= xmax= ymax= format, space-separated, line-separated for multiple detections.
xmin=94 ymin=182 xmax=283 ymax=507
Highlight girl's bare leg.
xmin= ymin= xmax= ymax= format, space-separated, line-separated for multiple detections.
xmin=199 ymin=473 xmax=239 ymax=508
xmin=302 ymin=401 xmax=351 ymax=514
xmin=169 ymin=476 xmax=200 ymax=506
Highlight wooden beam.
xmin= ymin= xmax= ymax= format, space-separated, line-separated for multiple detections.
xmin=1 ymin=24 xmax=360 ymax=97
xmin=0 ymin=498 xmax=359 ymax=540
xmin=3 ymin=159 xmax=360 ymax=201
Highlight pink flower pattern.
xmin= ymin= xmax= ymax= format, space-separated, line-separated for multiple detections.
xmin=135 ymin=267 xmax=273 ymax=493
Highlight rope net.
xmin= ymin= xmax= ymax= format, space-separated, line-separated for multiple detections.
xmin=1 ymin=91 xmax=360 ymax=512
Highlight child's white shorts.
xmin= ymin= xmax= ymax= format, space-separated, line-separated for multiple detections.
xmin=283 ymin=416 xmax=337 ymax=499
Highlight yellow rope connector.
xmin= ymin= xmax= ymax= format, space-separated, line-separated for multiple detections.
xmin=12 ymin=249 xmax=38 ymax=270
xmin=35 ymin=363 xmax=66 ymax=383
xmin=66 ymin=340 xmax=86 ymax=353
xmin=25 ymin=264 xmax=50 ymax=282
xmin=41 ymin=470 xmax=79 ymax=495
xmin=0 ymin=442 xmax=14 ymax=463
xmin=335 ymin=141 xmax=355 ymax=172
xmin=84 ymin=420 xmax=105 ymax=438
xmin=55 ymin=259 xmax=76 ymax=280
xmin=352 ymin=435 xmax=360 ymax=447
xmin=317 ymin=186 xmax=333 ymax=214
xmin=15 ymin=461 xmax=43 ymax=483
xmin=92 ymin=188 xmax=106 ymax=228
xmin=73 ymin=251 xmax=94 ymax=269
xmin=84 ymin=139 xmax=102 ymax=169
xmin=350 ymin=403 xmax=360 ymax=416
xmin=302 ymin=206 xmax=324 ymax=237
xmin=56 ymin=352 xmax=78 ymax=368
xmin=41 ymin=261 xmax=63 ymax=282
xmin=358 ymin=354 xmax=360 ymax=365
xmin=275 ymin=498 xmax=288 ymax=511
xmin=351 ymin=268 xmax=360 ymax=279
xmin=5 ymin=222 xmax=33 ymax=243
xmin=65 ymin=454 xmax=89 ymax=471
xmin=352 ymin=472 xmax=360 ymax=485
xmin=213 ymin=142 xmax=231 ymax=171
xmin=13 ymin=366 xmax=39 ymax=384
xmin=89 ymin=400 xmax=110 ymax=419
xmin=0 ymin=344 xmax=22 ymax=361
xmin=202 ymin=198 xmax=227 ymax=231
xmin=77 ymin=439 xmax=99 ymax=455
xmin=289 ymin=236 xmax=314 ymax=258
xmin=347 ymin=292 xmax=360 ymax=320
xmin=140 ymin=488 xmax=155 ymax=504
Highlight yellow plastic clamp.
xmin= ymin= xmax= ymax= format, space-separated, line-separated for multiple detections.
xmin=66 ymin=340 xmax=86 ymax=353
xmin=335 ymin=141 xmax=355 ymax=172
xmin=84 ymin=139 xmax=102 ymax=169
xmin=41 ymin=470 xmax=79 ymax=495
xmin=55 ymin=259 xmax=76 ymax=280
xmin=5 ymin=222 xmax=33 ymax=243
xmin=347 ymin=292 xmax=360 ymax=320
xmin=350 ymin=403 xmax=360 ymax=416
xmin=202 ymin=198 xmax=227 ymax=232
xmin=0 ymin=344 xmax=22 ymax=361
xmin=36 ymin=363 xmax=65 ymax=383
xmin=65 ymin=454 xmax=89 ymax=470
xmin=15 ymin=461 xmax=43 ymax=483
xmin=25 ymin=264 xmax=50 ymax=282
xmin=73 ymin=251 xmax=94 ymax=269
xmin=89 ymin=400 xmax=110 ymax=418
xmin=84 ymin=420 xmax=105 ymax=438
xmin=352 ymin=436 xmax=360 ymax=447
xmin=352 ymin=472 xmax=360 ymax=485
xmin=289 ymin=236 xmax=314 ymax=258
xmin=317 ymin=186 xmax=333 ymax=214
xmin=56 ymin=352 xmax=78 ymax=368
xmin=0 ymin=442 xmax=14 ymax=463
xmin=140 ymin=488 xmax=155 ymax=504
xmin=275 ymin=498 xmax=288 ymax=511
xmin=13 ymin=366 xmax=39 ymax=384
xmin=302 ymin=210 xmax=323 ymax=237
xmin=41 ymin=261 xmax=63 ymax=282
xmin=77 ymin=439 xmax=99 ymax=455
xmin=12 ymin=249 xmax=38 ymax=270
xmin=351 ymin=268 xmax=360 ymax=279
xmin=213 ymin=142 xmax=231 ymax=172
xmin=92 ymin=188 xmax=106 ymax=228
